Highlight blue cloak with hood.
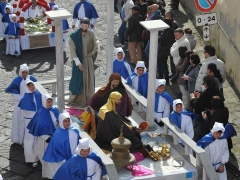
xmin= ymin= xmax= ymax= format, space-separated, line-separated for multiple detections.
xmin=72 ymin=1 xmax=99 ymax=20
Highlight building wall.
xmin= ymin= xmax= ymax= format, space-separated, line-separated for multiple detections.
xmin=181 ymin=0 xmax=240 ymax=90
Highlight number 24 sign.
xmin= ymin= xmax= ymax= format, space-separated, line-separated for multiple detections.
xmin=195 ymin=12 xmax=217 ymax=27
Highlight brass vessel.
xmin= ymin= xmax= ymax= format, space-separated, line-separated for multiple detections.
xmin=107 ymin=125 xmax=135 ymax=169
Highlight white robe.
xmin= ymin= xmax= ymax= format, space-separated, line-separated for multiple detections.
xmin=5 ymin=36 xmax=21 ymax=56
xmin=154 ymin=96 xmax=170 ymax=123
xmin=23 ymin=110 xmax=39 ymax=163
xmin=39 ymin=111 xmax=58 ymax=178
xmin=24 ymin=6 xmax=40 ymax=18
xmin=204 ymin=139 xmax=229 ymax=180
xmin=0 ymin=13 xmax=4 ymax=37
xmin=43 ymin=129 xmax=79 ymax=179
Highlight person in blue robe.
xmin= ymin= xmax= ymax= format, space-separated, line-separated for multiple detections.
xmin=126 ymin=61 xmax=148 ymax=98
xmin=2 ymin=4 xmax=12 ymax=29
xmin=43 ymin=113 xmax=80 ymax=179
xmin=169 ymin=99 xmax=198 ymax=144
xmin=197 ymin=122 xmax=236 ymax=180
xmin=113 ymin=47 xmax=134 ymax=79
xmin=18 ymin=79 xmax=42 ymax=167
xmin=154 ymin=79 xmax=174 ymax=126
xmin=49 ymin=0 xmax=56 ymax=10
xmin=5 ymin=63 xmax=37 ymax=145
xmin=4 ymin=14 xmax=21 ymax=56
xmin=53 ymin=138 xmax=107 ymax=180
xmin=0 ymin=0 xmax=9 ymax=37
xmin=27 ymin=94 xmax=60 ymax=177
xmin=72 ymin=0 xmax=99 ymax=32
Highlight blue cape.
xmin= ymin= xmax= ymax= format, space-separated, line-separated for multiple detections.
xmin=169 ymin=110 xmax=199 ymax=129
xmin=53 ymin=153 xmax=107 ymax=180
xmin=18 ymin=90 xmax=42 ymax=111
xmin=72 ymin=1 xmax=99 ymax=20
xmin=126 ymin=72 xmax=148 ymax=98
xmin=62 ymin=19 xmax=69 ymax=31
xmin=27 ymin=107 xmax=60 ymax=136
xmin=69 ymin=29 xmax=83 ymax=94
xmin=197 ymin=123 xmax=236 ymax=149
xmin=4 ymin=22 xmax=20 ymax=36
xmin=43 ymin=126 xmax=80 ymax=163
xmin=2 ymin=13 xmax=11 ymax=23
xmin=49 ymin=2 xmax=56 ymax=10
xmin=0 ymin=3 xmax=8 ymax=16
xmin=5 ymin=75 xmax=37 ymax=94
xmin=113 ymin=59 xmax=133 ymax=79
xmin=155 ymin=91 xmax=173 ymax=112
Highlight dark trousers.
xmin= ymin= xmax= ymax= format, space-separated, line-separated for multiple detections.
xmin=172 ymin=0 xmax=180 ymax=9
xmin=169 ymin=55 xmax=176 ymax=75
xmin=158 ymin=58 xmax=169 ymax=83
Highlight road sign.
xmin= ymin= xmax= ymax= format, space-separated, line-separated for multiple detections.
xmin=195 ymin=13 xmax=217 ymax=27
xmin=194 ymin=0 xmax=217 ymax=13
xmin=203 ymin=25 xmax=210 ymax=41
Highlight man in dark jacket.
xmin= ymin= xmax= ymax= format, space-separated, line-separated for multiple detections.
xmin=127 ymin=5 xmax=143 ymax=64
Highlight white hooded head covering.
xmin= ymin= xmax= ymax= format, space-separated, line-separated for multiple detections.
xmin=19 ymin=63 xmax=29 ymax=77
xmin=134 ymin=61 xmax=147 ymax=74
xmin=42 ymin=94 xmax=52 ymax=109
xmin=52 ymin=5 xmax=59 ymax=10
xmin=211 ymin=122 xmax=225 ymax=137
xmin=75 ymin=138 xmax=92 ymax=155
xmin=115 ymin=47 xmax=125 ymax=61
xmin=5 ymin=4 xmax=13 ymax=13
xmin=10 ymin=14 xmax=17 ymax=22
xmin=156 ymin=79 xmax=166 ymax=89
xmin=173 ymin=99 xmax=184 ymax=112
xmin=24 ymin=79 xmax=35 ymax=93
xmin=58 ymin=113 xmax=72 ymax=129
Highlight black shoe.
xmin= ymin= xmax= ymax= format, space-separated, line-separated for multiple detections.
xmin=170 ymin=76 xmax=177 ymax=82
xmin=169 ymin=74 xmax=174 ymax=78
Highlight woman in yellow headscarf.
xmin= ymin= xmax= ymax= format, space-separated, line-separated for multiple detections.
xmin=95 ymin=92 xmax=143 ymax=153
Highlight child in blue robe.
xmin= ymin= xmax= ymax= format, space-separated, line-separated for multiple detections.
xmin=49 ymin=0 xmax=56 ymax=10
xmin=0 ymin=0 xmax=9 ymax=37
xmin=154 ymin=79 xmax=173 ymax=126
xmin=53 ymin=138 xmax=107 ymax=180
xmin=2 ymin=5 xmax=12 ymax=30
xmin=126 ymin=61 xmax=149 ymax=98
xmin=42 ymin=113 xmax=80 ymax=179
xmin=27 ymin=94 xmax=60 ymax=178
xmin=169 ymin=99 xmax=198 ymax=144
xmin=4 ymin=14 xmax=21 ymax=56
xmin=113 ymin=47 xmax=133 ymax=79
xmin=197 ymin=122 xmax=236 ymax=180
xmin=18 ymin=79 xmax=42 ymax=167
xmin=5 ymin=63 xmax=37 ymax=145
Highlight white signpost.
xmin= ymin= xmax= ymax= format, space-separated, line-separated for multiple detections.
xmin=203 ymin=25 xmax=210 ymax=41
xmin=195 ymin=12 xmax=217 ymax=42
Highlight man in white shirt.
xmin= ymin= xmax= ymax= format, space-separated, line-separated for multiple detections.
xmin=195 ymin=45 xmax=226 ymax=92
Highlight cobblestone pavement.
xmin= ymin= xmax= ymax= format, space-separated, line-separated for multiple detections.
xmin=0 ymin=0 xmax=240 ymax=179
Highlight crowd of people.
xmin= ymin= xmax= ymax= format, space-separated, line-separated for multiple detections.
xmin=2 ymin=0 xmax=237 ymax=179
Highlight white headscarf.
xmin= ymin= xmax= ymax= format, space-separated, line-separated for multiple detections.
xmin=156 ymin=79 xmax=166 ymax=89
xmin=134 ymin=61 xmax=147 ymax=74
xmin=75 ymin=138 xmax=92 ymax=155
xmin=19 ymin=63 xmax=29 ymax=77
xmin=115 ymin=47 xmax=125 ymax=61
xmin=173 ymin=99 xmax=184 ymax=112
xmin=58 ymin=113 xmax=72 ymax=129
xmin=10 ymin=14 xmax=17 ymax=23
xmin=41 ymin=94 xmax=52 ymax=109
xmin=4 ymin=4 xmax=13 ymax=13
xmin=24 ymin=79 xmax=35 ymax=93
xmin=211 ymin=122 xmax=225 ymax=137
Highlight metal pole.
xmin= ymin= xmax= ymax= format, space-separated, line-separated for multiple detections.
xmin=146 ymin=30 xmax=158 ymax=131
xmin=55 ymin=20 xmax=64 ymax=113
xmin=106 ymin=0 xmax=114 ymax=79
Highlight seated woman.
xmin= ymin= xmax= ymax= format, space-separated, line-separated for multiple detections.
xmin=88 ymin=73 xmax=132 ymax=117
xmin=42 ymin=113 xmax=80 ymax=179
xmin=95 ymin=92 xmax=143 ymax=153
xmin=190 ymin=75 xmax=223 ymax=141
